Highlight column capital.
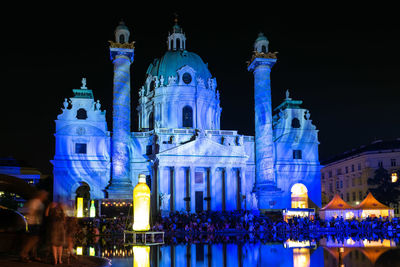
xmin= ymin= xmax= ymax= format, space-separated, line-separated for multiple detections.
xmin=110 ymin=47 xmax=134 ymax=63
xmin=247 ymin=57 xmax=276 ymax=72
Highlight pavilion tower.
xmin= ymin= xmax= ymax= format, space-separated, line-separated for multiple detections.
xmin=248 ymin=33 xmax=281 ymax=209
xmin=107 ymin=21 xmax=135 ymax=199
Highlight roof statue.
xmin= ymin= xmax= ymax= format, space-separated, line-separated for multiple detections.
xmin=81 ymin=77 xmax=87 ymax=89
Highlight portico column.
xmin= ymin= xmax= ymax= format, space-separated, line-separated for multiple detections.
xmin=226 ymin=166 xmax=237 ymax=211
xmin=239 ymin=168 xmax=246 ymax=210
xmin=210 ymin=167 xmax=219 ymax=211
xmin=170 ymin=167 xmax=175 ymax=212
xmin=190 ymin=166 xmax=196 ymax=212
xmin=206 ymin=168 xmax=211 ymax=211
xmin=175 ymin=166 xmax=185 ymax=212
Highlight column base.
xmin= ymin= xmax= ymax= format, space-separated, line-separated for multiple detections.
xmin=107 ymin=182 xmax=133 ymax=199
xmin=254 ymin=182 xmax=284 ymax=210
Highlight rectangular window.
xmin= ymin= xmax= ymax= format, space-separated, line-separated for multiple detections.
xmin=346 ymin=192 xmax=350 ymax=202
xmin=345 ymin=179 xmax=349 ymax=188
xmin=337 ymin=168 xmax=342 ymax=175
xmin=293 ymin=150 xmax=302 ymax=159
xmin=329 ymin=183 xmax=333 ymax=192
xmin=358 ymin=163 xmax=361 ymax=171
xmin=352 ymin=192 xmax=356 ymax=201
xmin=351 ymin=164 xmax=355 ymax=172
xmin=328 ymin=171 xmax=332 ymax=178
xmin=336 ymin=181 xmax=339 ymax=189
xmin=358 ymin=177 xmax=362 ymax=185
xmin=340 ymin=180 xmax=343 ymax=188
xmin=391 ymin=159 xmax=396 ymax=167
xmin=75 ymin=143 xmax=87 ymax=154
xmin=352 ymin=178 xmax=355 ymax=187
xmin=378 ymin=161 xmax=383 ymax=168
xmin=359 ymin=191 xmax=363 ymax=200
xmin=321 ymin=173 xmax=325 ymax=180
xmin=195 ymin=172 xmax=203 ymax=184
xmin=345 ymin=166 xmax=349 ymax=174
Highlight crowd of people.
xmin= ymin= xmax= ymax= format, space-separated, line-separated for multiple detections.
xmin=150 ymin=210 xmax=400 ymax=235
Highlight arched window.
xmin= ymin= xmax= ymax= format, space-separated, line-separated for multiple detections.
xmin=76 ymin=108 xmax=87 ymax=120
xmin=176 ymin=38 xmax=180 ymax=50
xmin=182 ymin=106 xmax=193 ymax=128
xmin=291 ymin=118 xmax=301 ymax=128
xmin=76 ymin=182 xmax=90 ymax=217
xmin=119 ymin=34 xmax=125 ymax=44
xmin=261 ymin=45 xmax=267 ymax=53
xmin=170 ymin=39 xmax=173 ymax=50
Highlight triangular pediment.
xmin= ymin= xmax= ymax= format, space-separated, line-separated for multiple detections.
xmin=157 ymin=136 xmax=247 ymax=158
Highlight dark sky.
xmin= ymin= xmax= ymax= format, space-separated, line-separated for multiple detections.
xmin=2 ymin=4 xmax=399 ymax=174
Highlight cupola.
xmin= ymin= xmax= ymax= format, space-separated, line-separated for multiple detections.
xmin=115 ymin=20 xmax=130 ymax=44
xmin=254 ymin=32 xmax=269 ymax=53
xmin=167 ymin=17 xmax=186 ymax=51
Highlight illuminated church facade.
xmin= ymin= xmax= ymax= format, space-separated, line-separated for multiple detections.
xmin=52 ymin=20 xmax=321 ymax=215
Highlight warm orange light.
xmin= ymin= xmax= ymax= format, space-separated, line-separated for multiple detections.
xmin=392 ymin=172 xmax=398 ymax=183
xmin=132 ymin=246 xmax=150 ymax=267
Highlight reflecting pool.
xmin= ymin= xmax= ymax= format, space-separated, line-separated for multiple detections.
xmin=77 ymin=236 xmax=400 ymax=266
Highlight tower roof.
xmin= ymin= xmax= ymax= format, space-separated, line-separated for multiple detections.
xmin=320 ymin=194 xmax=354 ymax=210
xmin=115 ymin=20 xmax=128 ymax=31
xmin=355 ymin=192 xmax=392 ymax=210
xmin=256 ymin=32 xmax=268 ymax=42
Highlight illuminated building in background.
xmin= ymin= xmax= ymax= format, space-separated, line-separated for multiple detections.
xmin=320 ymin=138 xmax=400 ymax=215
xmin=52 ymin=18 xmax=322 ymax=214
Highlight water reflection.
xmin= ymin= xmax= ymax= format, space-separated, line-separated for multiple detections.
xmin=77 ymin=237 xmax=399 ymax=267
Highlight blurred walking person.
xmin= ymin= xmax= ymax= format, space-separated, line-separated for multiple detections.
xmin=45 ymin=201 xmax=66 ymax=265
xmin=20 ymin=190 xmax=48 ymax=262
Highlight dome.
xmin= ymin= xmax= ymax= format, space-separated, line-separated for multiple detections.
xmin=256 ymin=32 xmax=268 ymax=42
xmin=146 ymin=50 xmax=212 ymax=82
xmin=116 ymin=20 xmax=129 ymax=31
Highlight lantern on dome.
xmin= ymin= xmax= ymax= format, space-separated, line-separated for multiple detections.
xmin=132 ymin=174 xmax=151 ymax=231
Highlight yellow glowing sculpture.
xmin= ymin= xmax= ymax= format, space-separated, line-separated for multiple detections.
xmin=132 ymin=174 xmax=150 ymax=231
xmin=132 ymin=246 xmax=150 ymax=267
xmin=89 ymin=200 xmax=96 ymax=218
xmin=77 ymin=197 xmax=84 ymax=218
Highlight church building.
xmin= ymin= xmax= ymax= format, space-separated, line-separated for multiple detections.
xmin=52 ymin=20 xmax=322 ymax=216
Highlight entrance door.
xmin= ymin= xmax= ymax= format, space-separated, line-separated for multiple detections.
xmin=195 ymin=191 xmax=203 ymax=213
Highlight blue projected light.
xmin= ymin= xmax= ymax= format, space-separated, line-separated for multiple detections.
xmin=52 ymin=24 xmax=322 ymax=213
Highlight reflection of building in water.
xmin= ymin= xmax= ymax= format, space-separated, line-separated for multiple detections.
xmin=159 ymin=243 xmax=323 ymax=267
xmin=52 ymin=19 xmax=322 ymax=215
xmin=321 ymin=237 xmax=397 ymax=267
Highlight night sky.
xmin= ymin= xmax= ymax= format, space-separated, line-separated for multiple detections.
xmin=2 ymin=5 xmax=399 ymax=174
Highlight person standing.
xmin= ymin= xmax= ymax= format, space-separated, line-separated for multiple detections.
xmin=45 ymin=201 xmax=66 ymax=265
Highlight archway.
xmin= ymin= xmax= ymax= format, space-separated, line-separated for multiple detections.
xmin=75 ymin=182 xmax=90 ymax=217
xmin=291 ymin=183 xmax=308 ymax=208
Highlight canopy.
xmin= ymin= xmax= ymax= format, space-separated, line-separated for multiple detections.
xmin=320 ymin=194 xmax=353 ymax=211
xmin=355 ymin=192 xmax=391 ymax=210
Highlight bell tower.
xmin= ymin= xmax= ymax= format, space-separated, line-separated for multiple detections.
xmin=107 ymin=20 xmax=135 ymax=199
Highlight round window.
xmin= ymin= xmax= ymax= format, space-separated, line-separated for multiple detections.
xmin=182 ymin=72 xmax=192 ymax=84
